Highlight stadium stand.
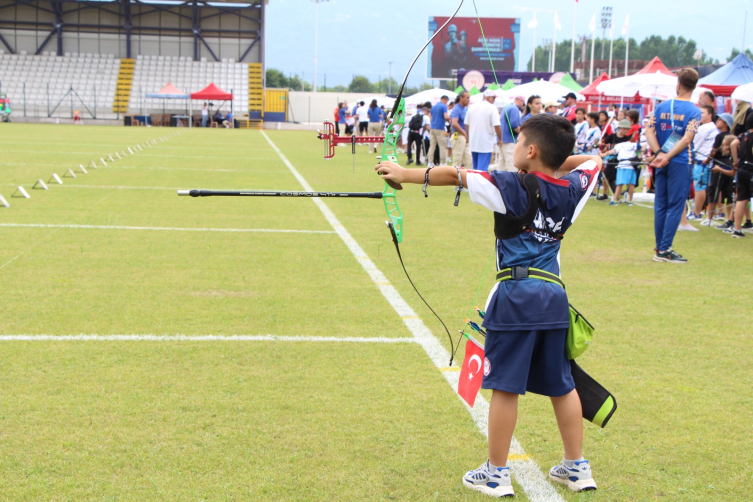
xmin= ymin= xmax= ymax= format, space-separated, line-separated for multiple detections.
xmin=0 ymin=51 xmax=120 ymax=119
xmin=128 ymin=55 xmax=249 ymax=116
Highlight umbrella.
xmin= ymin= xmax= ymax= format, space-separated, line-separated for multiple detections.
xmin=404 ymin=88 xmax=458 ymax=106
xmin=731 ymin=82 xmax=753 ymax=102
xmin=596 ymin=71 xmax=677 ymax=100
xmin=499 ymin=80 xmax=585 ymax=103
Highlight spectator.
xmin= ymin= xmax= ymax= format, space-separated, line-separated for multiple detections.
xmin=345 ymin=103 xmax=355 ymax=135
xmin=367 ymin=99 xmax=384 ymax=154
xmin=427 ymin=95 xmax=450 ymax=167
xmin=703 ymin=113 xmax=735 ymax=227
xmin=598 ymin=117 xmax=631 ymax=200
xmin=616 ymin=108 xmax=626 ymax=122
xmin=688 ymin=105 xmax=719 ymax=220
xmin=521 ymin=95 xmax=542 ymax=123
xmin=201 ymin=102 xmax=209 ymax=127
xmin=498 ymin=95 xmax=524 ymax=172
xmin=422 ymin=104 xmax=432 ymax=164
xmin=558 ymin=92 xmax=578 ymax=123
xmin=446 ymin=101 xmax=455 ymax=163
xmin=356 ymin=101 xmax=369 ymax=138
xmin=450 ymin=91 xmax=472 ymax=168
xmin=626 ymin=110 xmax=641 ymax=142
xmin=406 ymin=107 xmax=426 ymax=166
xmin=732 ymin=100 xmax=752 ymax=136
xmin=465 ymin=89 xmax=502 ymax=172
xmin=728 ymin=113 xmax=753 ymax=237
xmin=212 ymin=109 xmax=224 ymax=125
xmin=608 ymin=104 xmax=617 ymax=118
xmin=581 ymin=112 xmax=602 ymax=155
xmin=645 ymin=68 xmax=702 ymax=262
xmin=698 ymin=89 xmax=715 ymax=109
xmin=543 ymin=101 xmax=558 ymax=114
xmin=598 ymin=110 xmax=614 ymax=137
xmin=573 ymin=107 xmax=588 ymax=152
xmin=337 ymin=102 xmax=346 ymax=136
xmin=601 ymin=120 xmax=641 ymax=205
xmin=223 ymin=110 xmax=234 ymax=129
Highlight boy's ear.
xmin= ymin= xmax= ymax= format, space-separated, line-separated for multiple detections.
xmin=526 ymin=142 xmax=539 ymax=161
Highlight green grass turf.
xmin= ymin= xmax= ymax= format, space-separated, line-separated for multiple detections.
xmin=0 ymin=124 xmax=751 ymax=500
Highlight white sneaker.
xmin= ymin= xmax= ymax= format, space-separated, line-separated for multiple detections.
xmin=549 ymin=459 xmax=597 ymax=492
xmin=462 ymin=460 xmax=514 ymax=497
xmin=678 ymin=223 xmax=699 ymax=232
xmin=700 ymin=219 xmax=712 ymax=226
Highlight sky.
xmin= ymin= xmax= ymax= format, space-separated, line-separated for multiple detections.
xmin=265 ymin=0 xmax=750 ymax=88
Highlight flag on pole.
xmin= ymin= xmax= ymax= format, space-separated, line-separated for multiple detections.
xmin=588 ymin=12 xmax=596 ymax=33
xmin=610 ymin=20 xmax=614 ymax=37
xmin=554 ymin=11 xmax=562 ymax=30
xmin=622 ymin=14 xmax=630 ymax=35
xmin=457 ymin=338 xmax=486 ymax=407
xmin=527 ymin=12 xmax=538 ymax=29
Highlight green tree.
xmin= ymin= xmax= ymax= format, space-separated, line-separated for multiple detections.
xmin=348 ymin=75 xmax=374 ymax=93
xmin=729 ymin=47 xmax=753 ymax=61
xmin=265 ymin=69 xmax=312 ymax=91
xmin=527 ymin=35 xmax=717 ymax=72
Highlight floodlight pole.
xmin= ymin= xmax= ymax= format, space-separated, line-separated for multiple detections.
xmin=312 ymin=0 xmax=329 ymax=94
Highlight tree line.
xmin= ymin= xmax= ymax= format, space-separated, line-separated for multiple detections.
xmin=265 ymin=69 xmax=437 ymax=94
xmin=528 ymin=35 xmax=748 ymax=72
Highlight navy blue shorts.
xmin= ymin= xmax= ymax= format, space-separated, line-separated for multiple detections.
xmin=481 ymin=329 xmax=575 ymax=397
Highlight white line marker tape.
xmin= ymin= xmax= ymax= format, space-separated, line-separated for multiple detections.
xmin=0 ymin=223 xmax=336 ymax=234
xmin=79 ymin=164 xmax=88 ymax=174
xmin=13 ymin=186 xmax=30 ymax=198
xmin=0 ymin=334 xmax=417 ymax=343
xmin=260 ymin=131 xmax=564 ymax=502
xmin=32 ymin=180 xmax=48 ymax=190
xmin=49 ymin=174 xmax=63 ymax=185
xmin=0 ymin=195 xmax=9 ymax=208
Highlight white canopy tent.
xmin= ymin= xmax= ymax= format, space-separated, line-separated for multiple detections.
xmin=404 ymin=88 xmax=458 ymax=106
xmin=499 ymin=81 xmax=584 ymax=104
xmin=596 ymin=72 xmax=677 ymax=101
xmin=730 ymin=82 xmax=753 ymax=103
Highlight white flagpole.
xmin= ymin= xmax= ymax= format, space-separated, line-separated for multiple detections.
xmin=533 ymin=23 xmax=537 ymax=71
xmin=552 ymin=33 xmax=557 ymax=72
xmin=624 ymin=14 xmax=630 ymax=77
xmin=608 ymin=22 xmax=614 ymax=78
xmin=570 ymin=1 xmax=576 ymax=73
xmin=589 ymin=34 xmax=595 ymax=83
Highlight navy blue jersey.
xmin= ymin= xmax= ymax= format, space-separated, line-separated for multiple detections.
xmin=466 ymin=161 xmax=600 ymax=331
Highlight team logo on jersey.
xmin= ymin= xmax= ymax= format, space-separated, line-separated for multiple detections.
xmin=580 ymin=173 xmax=588 ymax=190
xmin=483 ymin=357 xmax=491 ymax=376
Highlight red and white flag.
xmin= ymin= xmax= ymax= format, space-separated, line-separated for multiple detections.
xmin=588 ymin=13 xmax=596 ymax=33
xmin=621 ymin=14 xmax=630 ymax=36
xmin=554 ymin=11 xmax=562 ymax=31
xmin=457 ymin=338 xmax=486 ymax=407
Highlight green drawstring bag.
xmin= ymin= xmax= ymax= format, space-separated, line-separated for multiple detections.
xmin=567 ymin=304 xmax=594 ymax=359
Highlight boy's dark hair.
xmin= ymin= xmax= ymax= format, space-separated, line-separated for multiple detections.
xmin=676 ymin=68 xmax=699 ymax=91
xmin=627 ymin=109 xmax=639 ymax=124
xmin=576 ymin=107 xmax=587 ymax=114
xmin=701 ymin=105 xmax=715 ymax=117
xmin=597 ymin=110 xmax=609 ymax=120
xmin=587 ymin=111 xmax=599 ymax=122
xmin=519 ymin=114 xmax=576 ymax=169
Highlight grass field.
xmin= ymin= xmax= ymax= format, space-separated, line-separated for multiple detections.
xmin=0 ymin=123 xmax=751 ymax=501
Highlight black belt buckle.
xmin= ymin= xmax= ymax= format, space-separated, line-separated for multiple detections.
xmin=511 ymin=266 xmax=529 ymax=280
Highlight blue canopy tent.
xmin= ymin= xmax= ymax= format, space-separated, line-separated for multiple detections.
xmin=145 ymin=83 xmax=192 ymax=127
xmin=698 ymin=54 xmax=753 ymax=97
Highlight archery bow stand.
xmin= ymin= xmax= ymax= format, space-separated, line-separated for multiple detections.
xmin=316 ymin=121 xmax=385 ymax=172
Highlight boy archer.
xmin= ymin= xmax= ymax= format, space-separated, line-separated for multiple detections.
xmin=376 ymin=114 xmax=602 ymax=497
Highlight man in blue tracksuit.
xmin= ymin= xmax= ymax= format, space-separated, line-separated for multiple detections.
xmin=645 ymin=69 xmax=702 ymax=263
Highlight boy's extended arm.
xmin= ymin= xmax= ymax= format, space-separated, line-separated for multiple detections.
xmin=376 ymin=162 xmax=468 ymax=188
xmin=558 ymin=155 xmax=603 ymax=173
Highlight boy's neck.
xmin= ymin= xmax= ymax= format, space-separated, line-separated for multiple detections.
xmin=524 ymin=163 xmax=558 ymax=177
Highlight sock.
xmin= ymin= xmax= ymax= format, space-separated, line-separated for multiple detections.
xmin=487 ymin=460 xmax=507 ymax=472
xmin=563 ymin=457 xmax=584 ymax=468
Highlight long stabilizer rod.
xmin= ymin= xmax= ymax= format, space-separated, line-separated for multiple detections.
xmin=178 ymin=190 xmax=383 ymax=199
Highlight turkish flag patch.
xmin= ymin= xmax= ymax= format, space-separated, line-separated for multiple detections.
xmin=457 ymin=338 xmax=485 ymax=407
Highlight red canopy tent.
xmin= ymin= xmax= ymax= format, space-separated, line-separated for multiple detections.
xmin=190 ymin=83 xmax=233 ymax=101
xmin=635 ymin=57 xmax=675 ymax=76
xmin=580 ymin=72 xmax=649 ymax=105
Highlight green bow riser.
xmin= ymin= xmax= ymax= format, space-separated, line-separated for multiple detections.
xmin=379 ymin=98 xmax=406 ymax=244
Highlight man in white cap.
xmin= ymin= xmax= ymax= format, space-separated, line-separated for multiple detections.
xmin=464 ymin=89 xmax=502 ymax=172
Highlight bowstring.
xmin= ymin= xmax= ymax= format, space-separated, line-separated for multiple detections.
xmin=472 ymin=0 xmax=517 ymax=144
xmin=451 ymin=251 xmax=494 ymax=361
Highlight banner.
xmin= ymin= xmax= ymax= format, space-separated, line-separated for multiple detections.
xmin=427 ymin=16 xmax=520 ymax=80
xmin=456 ymin=70 xmax=573 ymax=90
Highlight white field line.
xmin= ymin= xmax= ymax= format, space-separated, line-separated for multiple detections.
xmin=0 ymin=334 xmax=416 ymax=343
xmin=260 ymin=131 xmax=563 ymax=502
xmin=0 ymin=223 xmax=335 ymax=234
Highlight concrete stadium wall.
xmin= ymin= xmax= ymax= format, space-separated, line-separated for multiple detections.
xmin=288 ymin=92 xmax=388 ymax=125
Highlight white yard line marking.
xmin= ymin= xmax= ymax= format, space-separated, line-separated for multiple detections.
xmin=0 ymin=334 xmax=416 ymax=343
xmin=260 ymin=131 xmax=563 ymax=502
xmin=0 ymin=223 xmax=335 ymax=234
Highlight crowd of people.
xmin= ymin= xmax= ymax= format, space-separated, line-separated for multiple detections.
xmin=334 ymin=70 xmax=752 ymax=260
xmin=200 ymin=102 xmax=234 ymax=128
